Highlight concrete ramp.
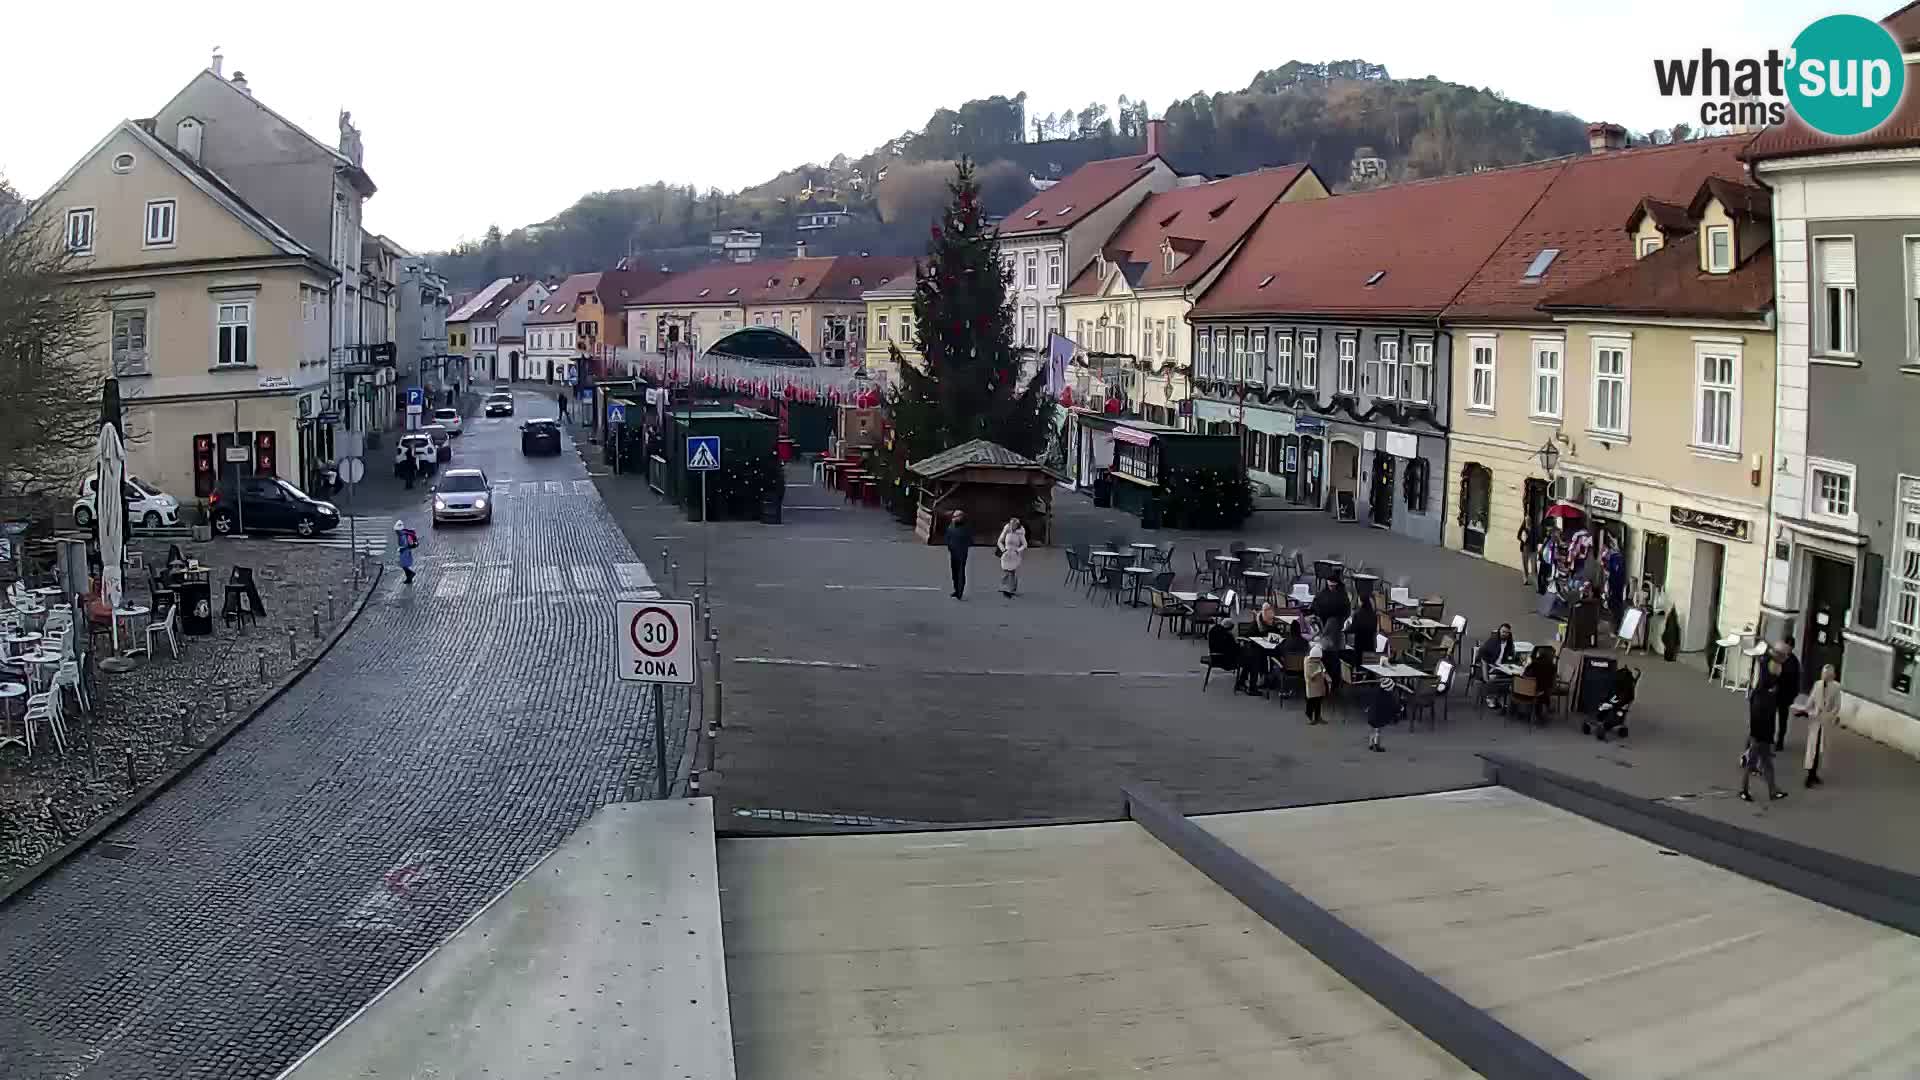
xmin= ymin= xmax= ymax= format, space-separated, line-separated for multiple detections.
xmin=279 ymin=799 xmax=735 ymax=1079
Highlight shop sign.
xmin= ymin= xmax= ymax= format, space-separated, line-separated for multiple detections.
xmin=1294 ymin=416 xmax=1326 ymax=434
xmin=1587 ymin=487 xmax=1623 ymax=514
xmin=1382 ymin=431 xmax=1418 ymax=459
xmin=257 ymin=374 xmax=291 ymax=390
xmin=1670 ymin=505 xmax=1751 ymax=543
xmin=1113 ymin=425 xmax=1155 ymax=448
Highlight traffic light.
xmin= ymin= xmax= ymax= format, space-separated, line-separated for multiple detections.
xmin=192 ymin=433 xmax=215 ymax=497
xmin=254 ymin=430 xmax=278 ymax=478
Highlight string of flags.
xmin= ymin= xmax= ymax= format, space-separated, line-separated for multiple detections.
xmin=634 ymin=349 xmax=885 ymax=407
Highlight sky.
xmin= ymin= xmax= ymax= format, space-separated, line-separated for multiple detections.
xmin=0 ymin=0 xmax=1838 ymax=253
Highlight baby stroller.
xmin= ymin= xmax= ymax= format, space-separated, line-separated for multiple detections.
xmin=1583 ymin=665 xmax=1639 ymax=741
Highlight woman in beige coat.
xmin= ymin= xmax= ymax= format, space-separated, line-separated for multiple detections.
xmin=1799 ymin=663 xmax=1842 ymax=787
xmin=1303 ymin=642 xmax=1331 ymax=725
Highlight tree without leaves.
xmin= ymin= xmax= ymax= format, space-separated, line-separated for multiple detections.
xmin=886 ymin=160 xmax=1050 ymax=493
xmin=0 ymin=181 xmax=108 ymax=514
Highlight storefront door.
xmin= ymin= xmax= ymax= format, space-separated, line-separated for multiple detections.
xmin=1687 ymin=539 xmax=1726 ymax=653
xmin=1461 ymin=463 xmax=1492 ymax=555
xmin=1804 ymin=554 xmax=1852 ymax=688
xmin=1523 ymin=478 xmax=1550 ymax=538
xmin=1329 ymin=440 xmax=1358 ymax=519
xmin=1301 ymin=437 xmax=1323 ymax=508
xmin=1369 ymin=454 xmax=1396 ymax=529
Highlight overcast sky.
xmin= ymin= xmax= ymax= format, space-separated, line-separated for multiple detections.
xmin=0 ymin=0 xmax=1831 ymax=253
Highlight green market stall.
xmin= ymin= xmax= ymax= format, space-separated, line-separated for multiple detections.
xmin=665 ymin=406 xmax=784 ymax=522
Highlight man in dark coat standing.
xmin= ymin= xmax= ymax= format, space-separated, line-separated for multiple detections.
xmin=945 ymin=510 xmax=974 ymax=599
xmin=1772 ymin=637 xmax=1802 ymax=752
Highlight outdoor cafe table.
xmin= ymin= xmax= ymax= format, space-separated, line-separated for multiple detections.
xmin=113 ymin=604 xmax=151 ymax=657
xmin=1128 ymin=541 xmax=1158 ymax=562
xmin=12 ymin=604 xmax=45 ymax=632
xmin=0 ymin=682 xmax=24 ymax=751
xmin=1365 ymin=662 xmax=1429 ymax=686
xmin=19 ymin=649 xmax=61 ymax=693
xmin=1211 ymin=554 xmax=1240 ymax=588
xmin=1120 ymin=565 xmax=1154 ymax=606
xmin=1241 ymin=546 xmax=1272 ymax=567
xmin=5 ymin=633 xmax=42 ymax=664
xmin=32 ymin=587 xmax=64 ymax=603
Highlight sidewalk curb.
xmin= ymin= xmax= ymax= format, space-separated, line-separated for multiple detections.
xmin=0 ymin=563 xmax=386 ymax=910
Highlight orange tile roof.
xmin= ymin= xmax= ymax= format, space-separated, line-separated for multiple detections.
xmin=1062 ymin=165 xmax=1313 ymax=298
xmin=1538 ymin=234 xmax=1774 ymax=320
xmin=526 ymin=273 xmax=602 ymax=325
xmin=1190 ymin=163 xmax=1562 ymax=319
xmin=629 ymin=256 xmax=916 ymax=308
xmin=1443 ymin=136 xmax=1754 ymax=322
xmin=997 ymin=154 xmax=1163 ymax=237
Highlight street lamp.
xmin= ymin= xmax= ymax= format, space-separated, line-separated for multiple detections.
xmin=1536 ymin=438 xmax=1560 ymax=475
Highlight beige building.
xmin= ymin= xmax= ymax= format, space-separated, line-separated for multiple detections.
xmin=1443 ymin=136 xmax=1775 ymax=655
xmin=1059 ymin=165 xmax=1326 ymax=425
xmin=40 ymin=119 xmax=333 ymax=502
xmin=623 ymin=255 xmax=912 ymax=370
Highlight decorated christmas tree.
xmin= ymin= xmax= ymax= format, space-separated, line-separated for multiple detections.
xmin=887 ymin=160 xmax=1051 ymax=480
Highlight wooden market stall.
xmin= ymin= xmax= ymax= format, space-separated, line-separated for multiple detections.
xmin=907 ymin=440 xmax=1057 ymax=546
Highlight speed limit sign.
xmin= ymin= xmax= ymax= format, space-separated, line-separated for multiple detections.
xmin=616 ymin=599 xmax=695 ymax=684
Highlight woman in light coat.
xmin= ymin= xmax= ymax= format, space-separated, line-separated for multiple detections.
xmin=996 ymin=517 xmax=1028 ymax=598
xmin=1799 ymin=663 xmax=1842 ymax=787
xmin=1303 ymin=642 xmax=1330 ymax=725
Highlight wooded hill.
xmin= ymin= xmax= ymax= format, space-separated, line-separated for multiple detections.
xmin=430 ymin=60 xmax=1592 ymax=290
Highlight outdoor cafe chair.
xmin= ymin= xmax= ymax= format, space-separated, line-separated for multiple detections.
xmin=1419 ymin=598 xmax=1446 ymax=623
xmin=145 ymin=603 xmax=180 ymax=661
xmin=1147 ymin=588 xmax=1191 ymax=638
xmin=1183 ymin=597 xmax=1223 ymax=637
xmin=1190 ymin=551 xmax=1209 ymax=586
xmin=1152 ymin=542 xmax=1176 ymax=569
xmin=1508 ymin=675 xmax=1548 ymax=727
xmin=1407 ymin=660 xmax=1453 ymax=731
xmin=1339 ymin=658 xmax=1380 ymax=715
xmin=22 ymin=689 xmax=66 ymax=757
xmin=1063 ymin=549 xmax=1088 ymax=588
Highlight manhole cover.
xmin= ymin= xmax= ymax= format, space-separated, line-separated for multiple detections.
xmin=97 ymin=841 xmax=138 ymax=861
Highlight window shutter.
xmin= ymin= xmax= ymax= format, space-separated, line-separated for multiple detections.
xmin=1858 ymin=550 xmax=1885 ymax=629
xmin=1819 ymin=238 xmax=1856 ymax=286
xmin=1908 ymin=240 xmax=1920 ymax=295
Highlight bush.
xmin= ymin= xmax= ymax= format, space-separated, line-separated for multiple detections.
xmin=1161 ymin=466 xmax=1252 ymax=530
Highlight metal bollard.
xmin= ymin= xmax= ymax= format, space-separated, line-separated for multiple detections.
xmin=126 ymin=754 xmax=138 ymax=788
xmin=222 ymin=685 xmax=236 ymax=714
xmin=710 ymin=627 xmax=724 ymax=731
xmin=257 ymin=647 xmax=268 ymax=682
xmin=312 ymin=606 xmax=322 ymax=639
xmin=327 ymin=590 xmax=336 ymax=623
xmin=670 ymin=561 xmax=680 ymax=589
xmin=179 ymin=706 xmax=193 ymax=747
xmin=287 ymin=627 xmax=297 ymax=660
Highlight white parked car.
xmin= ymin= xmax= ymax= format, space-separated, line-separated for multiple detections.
xmin=395 ymin=434 xmax=437 ymax=476
xmin=432 ymin=407 xmax=464 ymax=436
xmin=75 ymin=475 xmax=181 ymax=529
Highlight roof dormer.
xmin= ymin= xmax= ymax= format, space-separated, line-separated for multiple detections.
xmin=1686 ymin=177 xmax=1771 ymax=276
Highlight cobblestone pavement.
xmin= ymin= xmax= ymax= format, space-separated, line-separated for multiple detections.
xmin=0 ymin=385 xmax=688 ymax=1080
xmin=1 ymin=540 xmax=358 ymax=883
xmin=598 ymin=465 xmax=1920 ymax=875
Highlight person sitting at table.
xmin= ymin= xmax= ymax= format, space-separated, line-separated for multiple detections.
xmin=1277 ymin=617 xmax=1311 ymax=660
xmin=1476 ymin=624 xmax=1516 ymax=709
xmin=1206 ymin=617 xmax=1247 ymax=689
xmin=1517 ymin=646 xmax=1559 ymax=724
xmin=1251 ymin=601 xmax=1286 ymax=636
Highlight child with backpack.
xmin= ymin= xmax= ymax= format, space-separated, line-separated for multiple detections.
xmin=394 ymin=519 xmax=420 ymax=584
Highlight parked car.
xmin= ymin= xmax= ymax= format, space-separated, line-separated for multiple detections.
xmin=521 ymin=418 xmax=563 ymax=456
xmin=209 ymin=476 xmax=340 ymax=537
xmin=395 ymin=434 xmax=437 ymax=476
xmin=483 ymin=392 xmax=515 ymax=417
xmin=74 ymin=475 xmax=181 ymax=529
xmin=423 ymin=423 xmax=453 ymax=462
xmin=432 ymin=407 xmax=464 ymax=436
xmin=432 ymin=468 xmax=492 ymax=527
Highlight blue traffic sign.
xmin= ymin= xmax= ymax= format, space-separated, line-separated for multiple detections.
xmin=608 ymin=403 xmax=627 ymax=426
xmin=686 ymin=435 xmax=721 ymax=471
xmin=405 ymin=386 xmax=424 ymax=407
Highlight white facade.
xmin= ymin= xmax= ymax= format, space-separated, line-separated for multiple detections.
xmin=524 ymin=322 xmax=577 ymax=383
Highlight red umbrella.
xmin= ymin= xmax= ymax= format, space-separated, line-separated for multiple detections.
xmin=1059 ymin=386 xmax=1074 ymax=407
xmin=1545 ymin=501 xmax=1585 ymax=519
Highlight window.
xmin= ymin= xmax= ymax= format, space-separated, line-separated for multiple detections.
xmin=1214 ymin=329 xmax=1230 ymax=379
xmin=1530 ymin=339 xmax=1562 ymax=419
xmin=1892 ymin=478 xmax=1920 ymax=645
xmin=1816 ymin=237 xmax=1857 ymax=356
xmin=1405 ymin=339 xmax=1433 ymax=404
xmin=1231 ymin=330 xmax=1247 ymax=382
xmin=144 ymin=199 xmax=176 ymax=247
xmin=65 ymin=208 xmax=94 ymax=253
xmin=1369 ymin=338 xmax=1399 ymax=398
xmin=1114 ymin=441 xmax=1157 ymax=482
xmin=1337 ymin=336 xmax=1356 ymax=394
xmin=1141 ymin=316 xmax=1154 ymax=358
xmin=1299 ymin=335 xmax=1318 ymax=388
xmin=791 ymin=314 xmax=799 ymax=337
xmin=111 ymin=309 xmax=148 ymax=374
xmin=1706 ymin=226 xmax=1732 ymax=272
xmin=1074 ymin=319 xmax=1086 ymax=347
xmin=1274 ymin=334 xmax=1294 ymax=386
xmin=1807 ymin=459 xmax=1857 ymax=528
xmin=111 ymin=152 xmax=136 ymax=174
xmin=1167 ymin=318 xmax=1177 ymax=361
xmin=1694 ymin=345 xmax=1740 ymax=452
xmin=1909 ymin=238 xmax=1920 ymax=360
xmin=1591 ymin=338 xmax=1629 ymax=435
xmin=1638 ymin=235 xmax=1663 ymax=257
xmin=216 ymin=302 xmax=252 ymax=367
xmin=876 ymin=314 xmax=889 ymax=341
xmin=1023 ymin=308 xmax=1037 ymax=348
xmin=1045 ymin=308 xmax=1059 ymax=343
xmin=1047 ymin=251 xmax=1061 ymax=286
xmin=1197 ymin=327 xmax=1212 ymax=377
xmin=1024 ymin=253 xmax=1038 ymax=288
xmin=902 ymin=312 xmax=914 ymax=343
xmin=1251 ymin=331 xmax=1268 ymax=383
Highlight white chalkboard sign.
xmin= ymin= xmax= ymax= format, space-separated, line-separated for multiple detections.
xmin=1616 ymin=608 xmax=1644 ymax=651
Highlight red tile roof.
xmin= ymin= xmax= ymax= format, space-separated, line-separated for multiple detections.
xmin=997 ymin=154 xmax=1164 ymax=237
xmin=627 ymin=256 xmax=915 ymax=308
xmin=1062 ymin=165 xmax=1314 ymax=298
xmin=1745 ymin=8 xmax=1920 ymax=161
xmin=1190 ymin=163 xmax=1562 ymax=318
xmin=1443 ymin=136 xmax=1753 ymax=321
xmin=598 ymin=265 xmax=673 ymax=309
xmin=1537 ymin=233 xmax=1774 ymax=320
xmin=1625 ymin=198 xmax=1693 ymax=237
xmin=1887 ymin=0 xmax=1920 ymax=48
xmin=527 ymin=273 xmax=602 ymax=325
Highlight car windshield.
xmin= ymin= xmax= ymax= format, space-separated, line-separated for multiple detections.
xmin=487 ymin=393 xmax=511 ymax=401
xmin=435 ymin=409 xmax=458 ymax=419
xmin=527 ymin=420 xmax=558 ymax=430
xmin=128 ymin=477 xmax=163 ymax=496
xmin=439 ymin=473 xmax=487 ymax=492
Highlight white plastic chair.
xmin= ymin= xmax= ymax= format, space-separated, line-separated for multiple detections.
xmin=23 ymin=690 xmax=65 ymax=756
xmin=146 ymin=603 xmax=180 ymax=660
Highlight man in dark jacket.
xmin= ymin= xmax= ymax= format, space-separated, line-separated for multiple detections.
xmin=1741 ymin=661 xmax=1787 ymax=802
xmin=1772 ymin=638 xmax=1801 ymax=752
xmin=945 ymin=511 xmax=973 ymax=599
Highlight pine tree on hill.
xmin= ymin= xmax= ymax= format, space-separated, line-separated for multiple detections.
xmin=887 ymin=159 xmax=1051 ymax=476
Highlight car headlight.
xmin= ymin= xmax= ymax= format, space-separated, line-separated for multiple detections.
xmin=433 ymin=497 xmax=446 ymax=509
xmin=474 ymin=498 xmax=487 ymax=510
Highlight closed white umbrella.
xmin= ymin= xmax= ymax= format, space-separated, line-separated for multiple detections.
xmin=96 ymin=422 xmax=128 ymax=658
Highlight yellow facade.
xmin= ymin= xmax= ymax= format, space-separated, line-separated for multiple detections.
xmin=1444 ymin=319 xmax=1775 ymax=652
xmin=862 ymin=288 xmax=918 ymax=384
xmin=1061 ymin=286 xmax=1192 ymax=425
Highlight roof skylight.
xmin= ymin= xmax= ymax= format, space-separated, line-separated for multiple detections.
xmin=1522 ymin=248 xmax=1561 ymax=280
xmin=697 ymin=288 xmax=710 ymax=298
xmin=1024 ymin=209 xmax=1040 ymax=219
xmin=1258 ymin=274 xmax=1275 ymax=289
xmin=1365 ymin=271 xmax=1386 ymax=287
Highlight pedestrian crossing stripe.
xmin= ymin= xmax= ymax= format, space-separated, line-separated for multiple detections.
xmin=519 ymin=482 xmax=538 ymax=495
xmin=535 ymin=567 xmax=564 ymax=592
xmin=543 ymin=481 xmax=563 ymax=494
xmin=612 ymin=562 xmax=655 ymax=592
xmin=570 ymin=565 xmax=606 ymax=591
xmin=572 ymin=479 xmax=596 ymax=496
xmin=405 ymin=560 xmax=669 ymax=601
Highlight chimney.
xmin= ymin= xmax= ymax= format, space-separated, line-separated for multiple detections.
xmin=1587 ymin=121 xmax=1628 ymax=153
xmin=210 ymin=48 xmax=223 ymax=78
xmin=795 ymin=240 xmax=807 ymax=259
xmin=176 ymin=117 xmax=203 ymax=163
xmin=1145 ymin=118 xmax=1166 ymax=157
xmin=231 ymin=71 xmax=251 ymax=96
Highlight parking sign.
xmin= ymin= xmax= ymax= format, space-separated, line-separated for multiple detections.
xmin=686 ymin=436 xmax=721 ymax=471
xmin=617 ymin=600 xmax=695 ymax=684
xmin=405 ymin=386 xmax=424 ymax=415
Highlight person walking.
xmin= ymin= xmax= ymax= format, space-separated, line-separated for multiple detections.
xmin=1517 ymin=521 xmax=1537 ymax=586
xmin=556 ymin=390 xmax=570 ymax=424
xmin=394 ymin=519 xmax=419 ymax=585
xmin=1536 ymin=534 xmax=1555 ymax=597
xmin=1772 ymin=637 xmax=1802 ymax=752
xmin=1798 ymin=663 xmax=1841 ymax=787
xmin=996 ymin=517 xmax=1027 ymax=598
xmin=1741 ymin=659 xmax=1787 ymax=802
xmin=1303 ymin=642 xmax=1330 ymax=725
xmin=945 ymin=510 xmax=973 ymax=599
xmin=402 ymin=449 xmax=418 ymax=491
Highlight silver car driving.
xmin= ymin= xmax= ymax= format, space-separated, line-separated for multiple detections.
xmin=431 ymin=468 xmax=492 ymax=526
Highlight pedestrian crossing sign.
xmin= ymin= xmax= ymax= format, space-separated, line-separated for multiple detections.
xmin=687 ymin=436 xmax=721 ymax=471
